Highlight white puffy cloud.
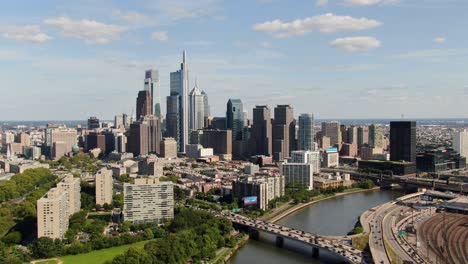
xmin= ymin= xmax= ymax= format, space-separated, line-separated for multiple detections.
xmin=253 ymin=13 xmax=382 ymax=38
xmin=344 ymin=0 xmax=399 ymax=6
xmin=113 ymin=10 xmax=156 ymax=25
xmin=316 ymin=0 xmax=329 ymax=7
xmin=433 ymin=37 xmax=446 ymax=43
xmin=330 ymin=36 xmax=381 ymax=52
xmin=43 ymin=17 xmax=127 ymax=45
xmin=151 ymin=31 xmax=168 ymax=42
xmin=0 ymin=25 xmax=51 ymax=43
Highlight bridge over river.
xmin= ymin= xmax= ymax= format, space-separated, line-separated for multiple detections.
xmin=219 ymin=211 xmax=367 ymax=264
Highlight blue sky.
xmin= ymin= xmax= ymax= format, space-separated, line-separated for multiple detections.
xmin=0 ymin=0 xmax=467 ymax=120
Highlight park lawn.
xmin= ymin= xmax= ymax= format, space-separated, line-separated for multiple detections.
xmin=59 ymin=239 xmax=157 ymax=264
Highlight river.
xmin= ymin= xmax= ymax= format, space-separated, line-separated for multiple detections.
xmin=228 ymin=189 xmax=402 ymax=264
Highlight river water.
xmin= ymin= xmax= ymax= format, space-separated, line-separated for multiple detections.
xmin=228 ymin=190 xmax=402 ymax=264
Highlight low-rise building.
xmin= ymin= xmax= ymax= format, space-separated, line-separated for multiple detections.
xmin=232 ymin=175 xmax=285 ymax=210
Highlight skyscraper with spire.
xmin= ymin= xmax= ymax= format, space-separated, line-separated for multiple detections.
xmin=167 ymin=51 xmax=189 ymax=153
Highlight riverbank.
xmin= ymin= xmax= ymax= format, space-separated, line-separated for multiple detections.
xmin=267 ymin=187 xmax=381 ymax=224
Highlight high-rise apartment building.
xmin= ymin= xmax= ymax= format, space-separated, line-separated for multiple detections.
xmin=232 ymin=175 xmax=285 ymax=210
xmin=272 ymin=105 xmax=295 ymax=161
xmin=136 ymin=90 xmax=152 ymax=119
xmin=347 ymin=126 xmax=358 ymax=145
xmin=369 ymin=124 xmax=384 ymax=149
xmin=390 ymin=121 xmax=416 ymax=163
xmin=86 ymin=132 xmax=106 ymax=153
xmin=281 ymin=150 xmax=318 ymax=190
xmin=168 ymin=51 xmax=189 ymax=153
xmin=290 ymin=150 xmax=321 ymax=173
xmin=37 ymin=188 xmax=69 ymax=239
xmin=57 ymin=174 xmax=81 ymax=216
xmin=96 ymin=168 xmax=113 ymax=206
xmin=452 ymin=130 xmax=468 ymax=164
xmin=144 ymin=70 xmax=160 ymax=118
xmin=298 ymin=113 xmax=315 ymax=151
xmin=189 ymin=83 xmax=205 ymax=131
xmin=321 ymin=121 xmax=342 ymax=147
xmin=123 ymin=178 xmax=174 ymax=224
xmin=226 ymin=99 xmax=245 ymax=141
xmin=250 ymin=105 xmax=272 ymax=156
xmin=115 ymin=133 xmax=126 ymax=153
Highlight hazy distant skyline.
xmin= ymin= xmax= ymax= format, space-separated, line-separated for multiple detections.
xmin=0 ymin=0 xmax=467 ymax=120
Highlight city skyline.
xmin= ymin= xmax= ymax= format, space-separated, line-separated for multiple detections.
xmin=1 ymin=0 xmax=468 ymax=120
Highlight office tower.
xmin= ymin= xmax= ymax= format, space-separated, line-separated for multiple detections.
xmin=114 ymin=113 xmax=132 ymax=129
xmin=452 ymin=130 xmax=468 ymax=163
xmin=251 ymin=105 xmax=272 ymax=156
xmin=321 ymin=121 xmax=342 ymax=147
xmin=390 ymin=121 xmax=416 ymax=163
xmin=1 ymin=131 xmax=15 ymax=151
xmin=96 ymin=168 xmax=113 ymax=206
xmin=199 ymin=129 xmax=233 ymax=159
xmin=169 ymin=51 xmax=189 ymax=153
xmin=189 ymin=82 xmax=205 ymax=131
xmin=37 ymin=188 xmax=69 ymax=239
xmin=341 ymin=143 xmax=358 ymax=157
xmin=322 ymin=148 xmax=339 ymax=168
xmin=298 ymin=113 xmax=315 ymax=151
xmin=115 ymin=133 xmax=127 ymax=153
xmin=357 ymin=126 xmax=369 ymax=147
xmin=57 ymin=175 xmax=81 ymax=216
xmin=128 ymin=115 xmax=161 ymax=156
xmin=272 ymin=105 xmax=295 ymax=161
xmin=46 ymin=127 xmax=77 ymax=159
xmin=226 ymin=99 xmax=245 ymax=141
xmin=136 ymin=90 xmax=152 ymax=119
xmin=202 ymin=90 xmax=210 ymax=118
xmin=86 ymin=132 xmax=106 ymax=153
xmin=232 ymin=175 xmax=285 ymax=210
xmin=145 ymin=70 xmax=161 ymax=118
xmin=369 ymin=124 xmax=384 ymax=148
xmin=88 ymin=117 xmax=100 ymax=129
xmin=347 ymin=126 xmax=358 ymax=145
xmin=160 ymin=137 xmax=178 ymax=159
xmin=123 ymin=178 xmax=174 ymax=224
xmin=340 ymin=125 xmax=348 ymax=145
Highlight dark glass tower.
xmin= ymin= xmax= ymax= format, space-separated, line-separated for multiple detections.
xmin=226 ymin=99 xmax=245 ymax=141
xmin=390 ymin=121 xmax=416 ymax=162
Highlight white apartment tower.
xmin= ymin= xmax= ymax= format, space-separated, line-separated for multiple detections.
xmin=453 ymin=129 xmax=468 ymax=164
xmin=96 ymin=168 xmax=113 ymax=206
xmin=37 ymin=188 xmax=69 ymax=239
xmin=57 ymin=174 xmax=81 ymax=216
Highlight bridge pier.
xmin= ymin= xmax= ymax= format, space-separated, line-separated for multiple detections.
xmin=249 ymin=228 xmax=259 ymax=240
xmin=275 ymin=236 xmax=284 ymax=248
xmin=312 ymin=247 xmax=319 ymax=258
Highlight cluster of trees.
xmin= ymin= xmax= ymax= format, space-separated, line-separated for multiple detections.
xmin=43 ymin=154 xmax=99 ymax=173
xmin=353 ymin=180 xmax=375 ymax=189
xmin=159 ymin=175 xmax=179 ymax=183
xmin=0 ymin=168 xmax=57 ymax=203
xmin=108 ymin=208 xmax=234 ymax=264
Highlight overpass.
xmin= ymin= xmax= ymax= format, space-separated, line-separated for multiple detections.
xmin=220 ymin=211 xmax=366 ymax=264
xmin=321 ymin=168 xmax=468 ymax=193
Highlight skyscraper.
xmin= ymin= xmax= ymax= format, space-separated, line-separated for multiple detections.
xmin=369 ymin=124 xmax=384 ymax=148
xmin=452 ymin=130 xmax=468 ymax=164
xmin=96 ymin=168 xmax=113 ymax=206
xmin=347 ymin=126 xmax=358 ymax=145
xmin=144 ymin=70 xmax=161 ymax=118
xmin=226 ymin=99 xmax=245 ymax=141
xmin=272 ymin=105 xmax=295 ymax=161
xmin=189 ymin=82 xmax=205 ymax=131
xmin=136 ymin=90 xmax=152 ymax=120
xmin=128 ymin=115 xmax=161 ymax=156
xmin=250 ymin=105 xmax=272 ymax=156
xmin=390 ymin=121 xmax=416 ymax=163
xmin=88 ymin=117 xmax=100 ymax=129
xmin=169 ymin=51 xmax=189 ymax=153
xmin=321 ymin=121 xmax=341 ymax=147
xmin=114 ymin=113 xmax=132 ymax=129
xmin=201 ymin=90 xmax=210 ymax=118
xmin=298 ymin=113 xmax=315 ymax=151
xmin=357 ymin=126 xmax=369 ymax=147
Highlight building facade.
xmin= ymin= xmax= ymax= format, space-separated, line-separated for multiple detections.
xmin=250 ymin=105 xmax=272 ymax=156
xmin=390 ymin=121 xmax=416 ymax=163
xmin=452 ymin=129 xmax=468 ymax=164
xmin=232 ymin=175 xmax=285 ymax=210
xmin=226 ymin=99 xmax=245 ymax=141
xmin=96 ymin=168 xmax=113 ymax=206
xmin=298 ymin=113 xmax=315 ymax=151
xmin=272 ymin=105 xmax=295 ymax=161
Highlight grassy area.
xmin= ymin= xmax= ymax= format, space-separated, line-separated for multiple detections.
xmin=352 ymin=234 xmax=369 ymax=251
xmin=59 ymin=239 xmax=157 ymax=264
xmin=384 ymin=239 xmax=403 ymax=264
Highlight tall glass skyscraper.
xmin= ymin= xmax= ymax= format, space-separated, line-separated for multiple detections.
xmin=189 ymin=82 xmax=205 ymax=131
xmin=168 ymin=51 xmax=189 ymax=153
xmin=226 ymin=99 xmax=244 ymax=141
xmin=298 ymin=113 xmax=315 ymax=151
xmin=144 ymin=70 xmax=160 ymax=118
